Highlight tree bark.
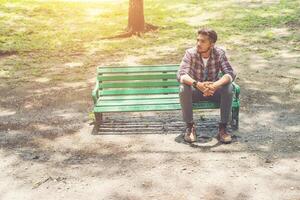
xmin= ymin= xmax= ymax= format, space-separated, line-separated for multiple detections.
xmin=128 ymin=0 xmax=145 ymax=34
xmin=101 ymin=0 xmax=158 ymax=39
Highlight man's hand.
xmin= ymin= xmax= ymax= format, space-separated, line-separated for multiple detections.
xmin=194 ymin=81 xmax=222 ymax=97
xmin=203 ymin=82 xmax=221 ymax=96
xmin=195 ymin=82 xmax=207 ymax=93
xmin=195 ymin=81 xmax=220 ymax=97
xmin=203 ymin=88 xmax=214 ymax=97
xmin=195 ymin=81 xmax=215 ymax=96
xmin=203 ymin=81 xmax=213 ymax=88
xmin=201 ymin=82 xmax=213 ymax=96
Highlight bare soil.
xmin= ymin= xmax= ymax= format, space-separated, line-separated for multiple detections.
xmin=0 ymin=51 xmax=299 ymax=200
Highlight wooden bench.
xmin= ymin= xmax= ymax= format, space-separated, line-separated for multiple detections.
xmin=92 ymin=64 xmax=240 ymax=131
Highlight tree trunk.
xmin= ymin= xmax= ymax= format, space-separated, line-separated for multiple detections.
xmin=101 ymin=0 xmax=158 ymax=39
xmin=128 ymin=0 xmax=145 ymax=34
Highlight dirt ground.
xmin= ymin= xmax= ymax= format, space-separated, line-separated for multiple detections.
xmin=0 ymin=48 xmax=300 ymax=200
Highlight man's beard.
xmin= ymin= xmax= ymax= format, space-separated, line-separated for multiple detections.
xmin=197 ymin=46 xmax=211 ymax=54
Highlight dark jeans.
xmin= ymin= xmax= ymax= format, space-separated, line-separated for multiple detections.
xmin=179 ymin=83 xmax=233 ymax=124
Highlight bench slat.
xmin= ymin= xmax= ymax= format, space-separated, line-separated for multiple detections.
xmin=97 ymin=97 xmax=239 ymax=108
xmin=94 ymin=102 xmax=219 ymax=112
xmin=97 ymin=98 xmax=179 ymax=106
xmin=99 ymin=88 xmax=179 ymax=96
xmin=99 ymin=81 xmax=179 ymax=88
xmin=97 ymin=74 xmax=176 ymax=81
xmin=98 ymin=65 xmax=179 ymax=73
xmin=99 ymin=94 xmax=179 ymax=100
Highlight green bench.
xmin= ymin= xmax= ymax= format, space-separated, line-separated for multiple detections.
xmin=92 ymin=64 xmax=240 ymax=131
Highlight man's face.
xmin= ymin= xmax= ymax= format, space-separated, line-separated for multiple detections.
xmin=197 ymin=34 xmax=214 ymax=54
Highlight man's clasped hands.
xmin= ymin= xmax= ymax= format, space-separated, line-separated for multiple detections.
xmin=195 ymin=81 xmax=221 ymax=97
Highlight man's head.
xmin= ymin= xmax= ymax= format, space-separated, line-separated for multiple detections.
xmin=196 ymin=28 xmax=218 ymax=54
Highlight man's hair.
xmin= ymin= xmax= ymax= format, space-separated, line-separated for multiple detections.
xmin=197 ymin=28 xmax=218 ymax=43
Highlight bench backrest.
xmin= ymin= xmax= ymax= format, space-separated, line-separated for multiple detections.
xmin=97 ymin=64 xmax=180 ymax=97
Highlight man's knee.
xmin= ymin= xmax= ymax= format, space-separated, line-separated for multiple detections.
xmin=179 ymin=83 xmax=192 ymax=96
xmin=220 ymin=83 xmax=233 ymax=96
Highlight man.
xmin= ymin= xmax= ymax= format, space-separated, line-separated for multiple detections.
xmin=177 ymin=28 xmax=236 ymax=144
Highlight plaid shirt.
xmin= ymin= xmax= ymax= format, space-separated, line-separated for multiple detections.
xmin=177 ymin=46 xmax=236 ymax=82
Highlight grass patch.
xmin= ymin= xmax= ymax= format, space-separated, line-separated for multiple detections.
xmin=0 ymin=0 xmax=299 ymax=83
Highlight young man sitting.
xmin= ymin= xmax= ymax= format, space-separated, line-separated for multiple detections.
xmin=177 ymin=28 xmax=236 ymax=144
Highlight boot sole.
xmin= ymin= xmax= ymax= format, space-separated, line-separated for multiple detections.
xmin=217 ymin=135 xmax=232 ymax=144
xmin=184 ymin=134 xmax=197 ymax=143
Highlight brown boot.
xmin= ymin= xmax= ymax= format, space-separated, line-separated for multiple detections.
xmin=184 ymin=123 xmax=197 ymax=143
xmin=217 ymin=123 xmax=232 ymax=144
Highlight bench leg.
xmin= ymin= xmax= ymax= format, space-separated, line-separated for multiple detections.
xmin=231 ymin=107 xmax=239 ymax=130
xmin=94 ymin=112 xmax=102 ymax=131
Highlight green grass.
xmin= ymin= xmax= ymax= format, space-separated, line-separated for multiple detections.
xmin=0 ymin=0 xmax=299 ymax=82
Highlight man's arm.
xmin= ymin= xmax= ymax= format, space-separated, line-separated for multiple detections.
xmin=177 ymin=50 xmax=192 ymax=83
xmin=219 ymin=52 xmax=236 ymax=83
xmin=204 ymin=52 xmax=236 ymax=96
xmin=177 ymin=50 xmax=207 ymax=92
xmin=181 ymin=74 xmax=207 ymax=92
xmin=210 ymin=74 xmax=231 ymax=89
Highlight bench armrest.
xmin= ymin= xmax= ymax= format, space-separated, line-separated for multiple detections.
xmin=92 ymin=80 xmax=99 ymax=104
xmin=232 ymin=82 xmax=240 ymax=99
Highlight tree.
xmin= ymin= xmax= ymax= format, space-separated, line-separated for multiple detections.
xmin=102 ymin=0 xmax=158 ymax=39
xmin=127 ymin=0 xmax=145 ymax=35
